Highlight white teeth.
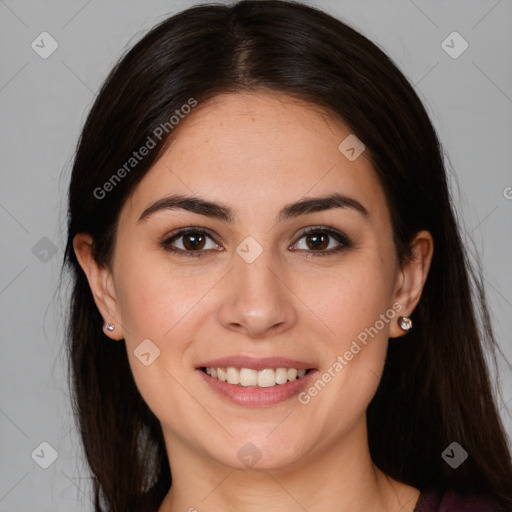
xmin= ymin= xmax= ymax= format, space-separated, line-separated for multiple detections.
xmin=239 ymin=368 xmax=258 ymax=386
xmin=275 ymin=368 xmax=288 ymax=385
xmin=258 ymin=368 xmax=275 ymax=387
xmin=226 ymin=367 xmax=239 ymax=385
xmin=287 ymin=368 xmax=298 ymax=381
xmin=204 ymin=366 xmax=310 ymax=387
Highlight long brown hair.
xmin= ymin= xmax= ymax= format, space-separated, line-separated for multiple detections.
xmin=62 ymin=1 xmax=512 ymax=510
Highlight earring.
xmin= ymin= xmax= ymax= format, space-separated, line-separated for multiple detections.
xmin=103 ymin=323 xmax=115 ymax=332
xmin=398 ymin=316 xmax=413 ymax=331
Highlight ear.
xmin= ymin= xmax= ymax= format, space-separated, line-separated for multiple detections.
xmin=389 ymin=230 xmax=434 ymax=339
xmin=72 ymin=232 xmax=125 ymax=340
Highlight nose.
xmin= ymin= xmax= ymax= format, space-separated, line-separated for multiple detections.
xmin=217 ymin=244 xmax=298 ymax=339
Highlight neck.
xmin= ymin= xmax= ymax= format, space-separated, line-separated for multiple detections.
xmin=158 ymin=417 xmax=420 ymax=512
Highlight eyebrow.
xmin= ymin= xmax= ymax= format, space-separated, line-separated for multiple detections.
xmin=137 ymin=192 xmax=369 ymax=224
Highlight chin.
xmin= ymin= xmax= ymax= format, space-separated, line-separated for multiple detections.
xmin=208 ymin=434 xmax=309 ymax=472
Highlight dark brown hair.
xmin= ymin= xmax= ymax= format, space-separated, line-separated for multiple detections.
xmin=62 ymin=1 xmax=512 ymax=510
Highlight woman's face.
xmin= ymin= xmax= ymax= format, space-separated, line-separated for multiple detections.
xmin=77 ymin=91 xmax=429 ymax=471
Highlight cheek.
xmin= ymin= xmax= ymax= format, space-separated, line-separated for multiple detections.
xmin=113 ymin=248 xmax=211 ymax=342
xmin=295 ymin=253 xmax=396 ymax=346
xmin=294 ymin=253 xmax=395 ymax=416
xmin=114 ymin=272 xmax=169 ymax=341
xmin=112 ymin=252 xmax=216 ymax=401
xmin=113 ymin=261 xmax=199 ymax=431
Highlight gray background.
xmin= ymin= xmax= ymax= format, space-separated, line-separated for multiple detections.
xmin=1 ymin=0 xmax=511 ymax=510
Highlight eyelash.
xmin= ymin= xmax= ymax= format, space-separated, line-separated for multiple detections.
xmin=160 ymin=226 xmax=353 ymax=258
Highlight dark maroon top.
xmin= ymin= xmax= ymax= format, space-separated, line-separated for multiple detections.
xmin=414 ymin=488 xmax=505 ymax=511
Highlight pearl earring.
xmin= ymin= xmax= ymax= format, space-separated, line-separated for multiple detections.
xmin=398 ymin=316 xmax=413 ymax=331
xmin=103 ymin=323 xmax=115 ymax=332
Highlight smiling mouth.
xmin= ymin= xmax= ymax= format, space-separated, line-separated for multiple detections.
xmin=200 ymin=366 xmax=313 ymax=388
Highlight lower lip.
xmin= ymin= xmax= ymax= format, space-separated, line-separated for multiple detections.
xmin=197 ymin=369 xmax=317 ymax=406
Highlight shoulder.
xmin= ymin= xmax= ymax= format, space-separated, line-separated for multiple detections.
xmin=414 ymin=487 xmax=505 ymax=512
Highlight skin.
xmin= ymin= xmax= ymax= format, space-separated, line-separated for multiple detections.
xmin=74 ymin=91 xmax=433 ymax=512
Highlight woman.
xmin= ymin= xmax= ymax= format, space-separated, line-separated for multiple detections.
xmin=63 ymin=1 xmax=512 ymax=510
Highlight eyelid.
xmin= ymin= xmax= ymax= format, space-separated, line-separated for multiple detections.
xmin=161 ymin=226 xmax=222 ymax=255
xmin=290 ymin=225 xmax=353 ymax=252
xmin=163 ymin=225 xmax=220 ymax=243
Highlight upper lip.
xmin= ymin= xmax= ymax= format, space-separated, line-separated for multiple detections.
xmin=197 ymin=356 xmax=316 ymax=371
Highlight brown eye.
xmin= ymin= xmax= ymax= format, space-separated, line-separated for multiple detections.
xmin=304 ymin=232 xmax=329 ymax=251
xmin=181 ymin=232 xmax=207 ymax=251
xmin=161 ymin=228 xmax=220 ymax=258
xmin=292 ymin=227 xmax=353 ymax=256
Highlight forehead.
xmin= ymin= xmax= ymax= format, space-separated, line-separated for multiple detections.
xmin=119 ymin=91 xmax=388 ymax=227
